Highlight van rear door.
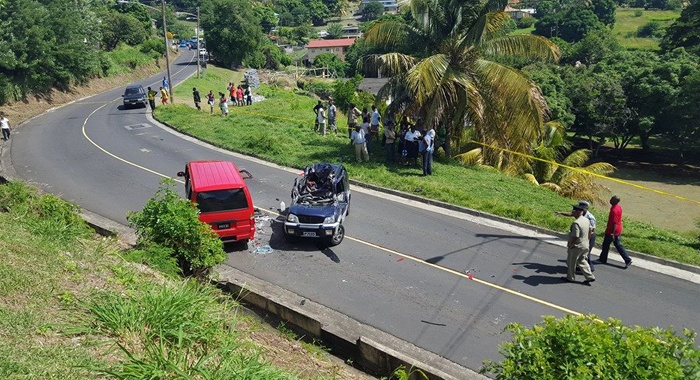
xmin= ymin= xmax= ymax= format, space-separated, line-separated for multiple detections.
xmin=195 ymin=187 xmax=254 ymax=241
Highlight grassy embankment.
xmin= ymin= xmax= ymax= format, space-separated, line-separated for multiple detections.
xmin=154 ymin=66 xmax=699 ymax=266
xmin=0 ymin=181 xmax=368 ymax=379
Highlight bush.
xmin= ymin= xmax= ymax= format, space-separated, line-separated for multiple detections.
xmin=122 ymin=243 xmax=181 ymax=278
xmin=312 ymin=52 xmax=349 ymax=77
xmin=634 ymin=9 xmax=644 ymax=17
xmin=481 ymin=315 xmax=700 ymax=379
xmin=139 ymin=38 xmax=166 ymax=57
xmin=305 ymin=80 xmax=335 ymax=99
xmin=637 ymin=21 xmax=661 ymax=37
xmin=516 ymin=17 xmax=536 ymax=29
xmin=126 ymin=179 xmax=226 ymax=278
xmin=0 ymin=181 xmax=91 ymax=242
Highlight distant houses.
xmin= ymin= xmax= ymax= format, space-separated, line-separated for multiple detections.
xmin=359 ymin=0 xmax=399 ymax=13
xmin=305 ymin=38 xmax=356 ymax=63
xmin=504 ymin=5 xmax=536 ymax=20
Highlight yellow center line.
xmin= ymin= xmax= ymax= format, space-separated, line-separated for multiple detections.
xmin=79 ymin=55 xmax=586 ymax=318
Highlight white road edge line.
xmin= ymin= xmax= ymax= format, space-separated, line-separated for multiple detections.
xmin=144 ymin=83 xmax=700 ymax=286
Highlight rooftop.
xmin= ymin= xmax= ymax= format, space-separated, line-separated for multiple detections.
xmin=307 ymin=38 xmax=356 ymax=48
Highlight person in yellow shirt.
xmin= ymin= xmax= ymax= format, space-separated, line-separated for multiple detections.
xmin=147 ymin=87 xmax=157 ymax=110
xmin=160 ymin=87 xmax=169 ymax=105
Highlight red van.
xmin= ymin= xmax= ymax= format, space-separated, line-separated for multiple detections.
xmin=177 ymin=161 xmax=255 ymax=243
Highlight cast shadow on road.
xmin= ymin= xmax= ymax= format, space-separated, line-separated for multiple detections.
xmin=258 ymin=214 xmax=341 ymax=263
xmin=511 ymin=261 xmax=568 ymax=287
xmin=425 ymin=233 xmax=541 ymax=264
xmin=176 ymin=60 xmax=198 ymax=66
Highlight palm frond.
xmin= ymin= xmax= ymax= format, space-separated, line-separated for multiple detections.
xmin=540 ymin=182 xmax=562 ymax=193
xmin=560 ymin=149 xmax=591 ymax=168
xmin=405 ymin=54 xmax=450 ymax=106
xmin=581 ymin=162 xmax=616 ymax=176
xmin=363 ymin=21 xmax=423 ymax=50
xmin=481 ymin=35 xmax=561 ymax=62
xmin=461 ymin=12 xmax=511 ymax=48
xmin=523 ymin=173 xmax=539 ymax=186
xmin=455 ymin=148 xmax=482 ymax=165
xmin=359 ymin=53 xmax=418 ymax=77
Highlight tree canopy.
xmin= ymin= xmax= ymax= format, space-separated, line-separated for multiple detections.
xmin=662 ymin=0 xmax=700 ymax=55
xmin=362 ymin=1 xmax=385 ymax=21
xmin=201 ymin=0 xmax=265 ymax=67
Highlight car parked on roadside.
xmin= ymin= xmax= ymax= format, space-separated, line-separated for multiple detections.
xmin=179 ymin=41 xmax=188 ymax=48
xmin=177 ymin=161 xmax=256 ymax=244
xmin=121 ymin=85 xmax=147 ymax=109
xmin=284 ymin=163 xmax=350 ymax=246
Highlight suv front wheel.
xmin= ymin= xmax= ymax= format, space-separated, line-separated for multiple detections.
xmin=326 ymin=225 xmax=345 ymax=246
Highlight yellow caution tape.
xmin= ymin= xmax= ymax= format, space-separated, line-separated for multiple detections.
xmin=231 ymin=108 xmax=700 ymax=207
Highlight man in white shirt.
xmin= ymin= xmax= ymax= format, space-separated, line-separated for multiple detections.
xmin=328 ymin=100 xmax=337 ymax=135
xmin=1 ymin=113 xmax=10 ymax=141
xmin=370 ymin=105 xmax=381 ymax=142
xmin=317 ymin=105 xmax=326 ymax=135
xmin=350 ymin=125 xmax=369 ymax=162
xmin=422 ymin=127 xmax=435 ymax=175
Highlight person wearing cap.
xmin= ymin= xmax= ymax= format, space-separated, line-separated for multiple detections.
xmin=562 ymin=204 xmax=595 ymax=284
xmin=556 ymin=200 xmax=596 ymax=271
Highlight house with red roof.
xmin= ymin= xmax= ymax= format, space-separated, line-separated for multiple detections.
xmin=306 ymin=38 xmax=356 ymax=63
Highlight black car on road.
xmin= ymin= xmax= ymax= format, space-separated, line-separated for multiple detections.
xmin=122 ymin=85 xmax=147 ymax=109
xmin=284 ymin=163 xmax=350 ymax=246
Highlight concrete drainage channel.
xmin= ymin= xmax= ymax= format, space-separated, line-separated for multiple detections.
xmin=0 ymin=162 xmax=485 ymax=380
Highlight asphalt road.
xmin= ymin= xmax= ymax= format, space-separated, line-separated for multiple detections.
xmin=11 ymin=51 xmax=700 ymax=373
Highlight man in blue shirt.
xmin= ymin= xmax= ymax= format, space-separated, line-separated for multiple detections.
xmin=370 ymin=105 xmax=381 ymax=142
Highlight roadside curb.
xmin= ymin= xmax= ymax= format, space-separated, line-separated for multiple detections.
xmin=150 ymin=117 xmax=700 ymax=278
xmin=215 ymin=266 xmax=488 ymax=380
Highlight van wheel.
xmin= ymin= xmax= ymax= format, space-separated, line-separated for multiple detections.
xmin=327 ymin=225 xmax=345 ymax=246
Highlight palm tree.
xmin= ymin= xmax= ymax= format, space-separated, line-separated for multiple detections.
xmin=359 ymin=0 xmax=560 ymax=160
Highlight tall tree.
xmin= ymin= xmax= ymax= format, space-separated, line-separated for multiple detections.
xmin=361 ymin=0 xmax=560 ymax=162
xmin=662 ymin=0 xmax=700 ymax=55
xmin=201 ymin=0 xmax=264 ymax=67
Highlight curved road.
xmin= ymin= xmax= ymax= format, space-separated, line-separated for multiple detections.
xmin=11 ymin=51 xmax=700 ymax=372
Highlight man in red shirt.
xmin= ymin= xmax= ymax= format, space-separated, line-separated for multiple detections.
xmin=597 ymin=195 xmax=632 ymax=268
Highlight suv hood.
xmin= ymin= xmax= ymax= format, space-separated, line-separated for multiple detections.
xmin=289 ymin=204 xmax=336 ymax=218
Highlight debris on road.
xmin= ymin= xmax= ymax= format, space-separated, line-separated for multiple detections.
xmin=252 ymin=245 xmax=273 ymax=255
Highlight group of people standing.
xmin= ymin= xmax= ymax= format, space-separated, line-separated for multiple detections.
xmin=189 ymin=83 xmax=253 ymax=117
xmin=556 ymin=195 xmax=633 ymax=285
xmin=311 ymin=100 xmax=439 ymax=176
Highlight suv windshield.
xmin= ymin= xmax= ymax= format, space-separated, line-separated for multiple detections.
xmin=125 ymin=87 xmax=142 ymax=96
xmin=196 ymin=188 xmax=248 ymax=213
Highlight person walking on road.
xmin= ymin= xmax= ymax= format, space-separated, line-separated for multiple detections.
xmin=162 ymin=77 xmax=169 ymax=91
xmin=159 ymin=87 xmax=168 ymax=105
xmin=147 ymin=87 xmax=157 ymax=111
xmin=563 ymin=204 xmax=595 ymax=284
xmin=317 ymin=104 xmax=327 ymax=135
xmin=597 ymin=195 xmax=632 ymax=268
xmin=556 ymin=201 xmax=596 ymax=271
xmin=327 ymin=100 xmax=337 ymax=135
xmin=384 ymin=119 xmax=396 ymax=164
xmin=1 ymin=113 xmax=11 ymax=141
xmin=207 ymin=90 xmax=215 ymax=114
xmin=347 ymin=103 xmax=361 ymax=139
xmin=350 ymin=124 xmax=369 ymax=162
xmin=192 ymin=88 xmax=202 ymax=111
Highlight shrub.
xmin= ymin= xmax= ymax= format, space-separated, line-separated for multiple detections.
xmin=139 ymin=38 xmax=166 ymax=57
xmin=481 ymin=315 xmax=700 ymax=379
xmin=516 ymin=17 xmax=536 ymax=29
xmin=637 ymin=21 xmax=661 ymax=37
xmin=0 ymin=181 xmax=91 ymax=242
xmin=305 ymin=80 xmax=335 ymax=99
xmin=122 ymin=243 xmax=181 ymax=278
xmin=126 ymin=179 xmax=226 ymax=278
xmin=634 ymin=9 xmax=644 ymax=17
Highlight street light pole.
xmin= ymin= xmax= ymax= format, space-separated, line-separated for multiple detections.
xmin=197 ymin=6 xmax=200 ymax=79
xmin=161 ymin=0 xmax=174 ymax=103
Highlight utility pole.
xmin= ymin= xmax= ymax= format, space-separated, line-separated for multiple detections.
xmin=196 ymin=6 xmax=200 ymax=79
xmin=161 ymin=0 xmax=174 ymax=103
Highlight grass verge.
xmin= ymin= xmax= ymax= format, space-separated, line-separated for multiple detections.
xmin=612 ymin=8 xmax=680 ymax=50
xmin=0 ymin=181 xmax=371 ymax=379
xmin=154 ymin=66 xmax=700 ymax=266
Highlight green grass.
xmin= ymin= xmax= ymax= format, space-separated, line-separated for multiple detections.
xmin=173 ymin=65 xmax=244 ymax=104
xmin=154 ymin=66 xmax=700 ymax=266
xmin=612 ymin=8 xmax=681 ymax=50
xmin=103 ymin=44 xmax=160 ymax=76
xmin=0 ymin=181 xmax=342 ymax=379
